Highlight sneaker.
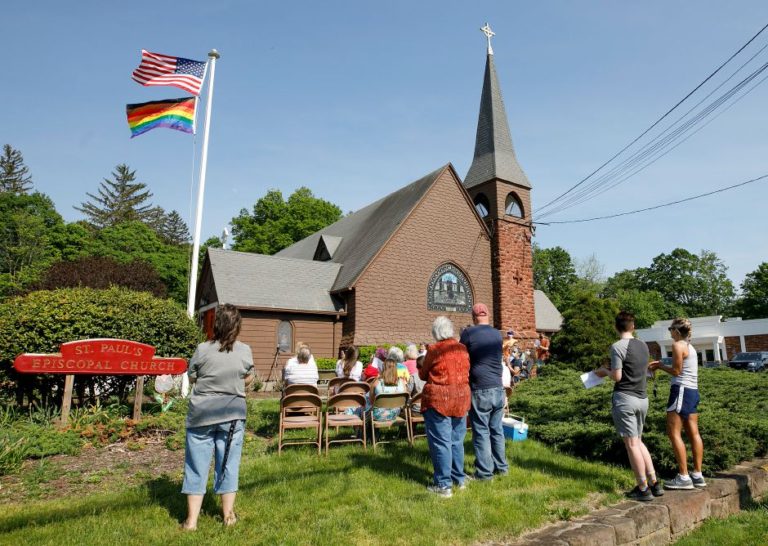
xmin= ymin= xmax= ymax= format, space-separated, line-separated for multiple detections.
xmin=664 ymin=474 xmax=695 ymax=490
xmin=626 ymin=486 xmax=654 ymax=502
xmin=649 ymin=480 xmax=665 ymax=497
xmin=691 ymin=475 xmax=707 ymax=488
xmin=426 ymin=485 xmax=453 ymax=498
xmin=457 ymin=475 xmax=474 ymax=490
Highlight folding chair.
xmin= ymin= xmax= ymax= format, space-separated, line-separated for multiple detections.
xmin=370 ymin=392 xmax=409 ymax=450
xmin=327 ymin=377 xmax=352 ymax=395
xmin=317 ymin=369 xmax=337 ymax=394
xmin=407 ymin=392 xmax=425 ymax=445
xmin=364 ymin=376 xmax=378 ymax=386
xmin=337 ymin=381 xmax=371 ymax=396
xmin=283 ymin=383 xmax=320 ymax=397
xmin=278 ymin=393 xmax=323 ymax=454
xmin=325 ymin=393 xmax=367 ymax=453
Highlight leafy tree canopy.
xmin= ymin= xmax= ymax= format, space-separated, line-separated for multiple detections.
xmin=639 ymin=248 xmax=735 ymax=317
xmin=0 ymin=144 xmax=33 ymax=194
xmin=231 ymin=187 xmax=342 ymax=255
xmin=75 ymin=164 xmax=155 ymax=228
xmin=532 ymin=244 xmax=578 ymax=310
xmin=612 ymin=289 xmax=685 ymax=329
xmin=738 ymin=262 xmax=768 ymax=319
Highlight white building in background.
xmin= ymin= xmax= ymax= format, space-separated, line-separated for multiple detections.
xmin=636 ymin=316 xmax=768 ymax=363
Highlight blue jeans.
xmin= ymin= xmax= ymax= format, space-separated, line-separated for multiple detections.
xmin=470 ymin=387 xmax=509 ymax=479
xmin=423 ymin=408 xmax=467 ymax=489
xmin=182 ymin=420 xmax=245 ymax=495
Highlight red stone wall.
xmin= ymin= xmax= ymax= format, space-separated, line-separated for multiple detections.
xmin=351 ymin=168 xmax=494 ymax=346
xmin=491 ymin=218 xmax=536 ymax=344
xmin=647 ymin=341 xmax=662 ymax=360
xmin=725 ymin=336 xmax=741 ymax=359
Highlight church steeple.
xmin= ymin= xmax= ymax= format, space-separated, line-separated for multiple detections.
xmin=464 ymin=26 xmax=531 ymax=190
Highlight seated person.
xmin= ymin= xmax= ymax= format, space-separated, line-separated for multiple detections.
xmin=501 ymin=359 xmax=512 ymax=388
xmin=387 ymin=346 xmax=411 ymax=382
xmin=403 ymin=344 xmax=419 ymax=376
xmin=335 ymin=346 xmax=363 ymax=382
xmin=283 ymin=345 xmax=319 ymax=386
xmin=371 ymin=358 xmax=407 ymax=421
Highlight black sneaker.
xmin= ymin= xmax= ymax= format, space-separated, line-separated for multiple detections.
xmin=626 ymin=486 xmax=653 ymax=502
xmin=649 ymin=480 xmax=665 ymax=497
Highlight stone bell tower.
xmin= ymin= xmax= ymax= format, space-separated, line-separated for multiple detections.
xmin=464 ymin=24 xmax=536 ymax=341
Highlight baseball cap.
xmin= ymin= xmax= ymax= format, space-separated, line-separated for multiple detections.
xmin=507 ymin=330 xmax=515 ymax=337
xmin=472 ymin=303 xmax=489 ymax=317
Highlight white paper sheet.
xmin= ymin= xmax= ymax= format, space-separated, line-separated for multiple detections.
xmin=580 ymin=370 xmax=605 ymax=389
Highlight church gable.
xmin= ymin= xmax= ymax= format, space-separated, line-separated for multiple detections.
xmin=350 ymin=166 xmax=494 ymax=344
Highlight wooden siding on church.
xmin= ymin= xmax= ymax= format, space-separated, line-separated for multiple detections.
xmin=350 ymin=168 xmax=494 ymax=345
xmin=237 ymin=311 xmax=341 ymax=378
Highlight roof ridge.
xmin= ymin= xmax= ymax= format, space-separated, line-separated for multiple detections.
xmin=209 ymin=247 xmax=340 ymax=268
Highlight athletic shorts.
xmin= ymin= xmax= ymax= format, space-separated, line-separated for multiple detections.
xmin=667 ymin=385 xmax=699 ymax=419
xmin=611 ymin=392 xmax=648 ymax=438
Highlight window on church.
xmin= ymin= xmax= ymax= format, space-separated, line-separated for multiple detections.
xmin=277 ymin=321 xmax=293 ymax=353
xmin=505 ymin=193 xmax=524 ymax=218
xmin=427 ymin=263 xmax=473 ymax=313
xmin=474 ymin=193 xmax=490 ymax=218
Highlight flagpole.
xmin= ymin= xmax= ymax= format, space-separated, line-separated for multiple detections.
xmin=186 ymin=49 xmax=219 ymax=318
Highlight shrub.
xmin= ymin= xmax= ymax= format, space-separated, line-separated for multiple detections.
xmin=315 ymin=358 xmax=336 ymax=370
xmin=0 ymin=287 xmax=203 ymax=405
xmin=551 ymin=292 xmax=619 ymax=371
xmin=35 ymin=256 xmax=167 ymax=298
xmin=509 ymin=366 xmax=768 ymax=475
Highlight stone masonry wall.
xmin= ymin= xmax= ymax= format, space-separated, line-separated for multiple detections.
xmin=491 ymin=218 xmax=536 ymax=344
xmin=509 ymin=457 xmax=768 ymax=546
xmin=351 ymin=168 xmax=494 ymax=346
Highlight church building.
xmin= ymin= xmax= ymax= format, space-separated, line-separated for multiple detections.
xmin=196 ymin=34 xmax=562 ymax=377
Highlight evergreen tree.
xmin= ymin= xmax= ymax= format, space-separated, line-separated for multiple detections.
xmin=0 ymin=144 xmax=33 ymax=194
xmin=161 ymin=210 xmax=191 ymax=245
xmin=76 ymin=164 xmax=154 ymax=228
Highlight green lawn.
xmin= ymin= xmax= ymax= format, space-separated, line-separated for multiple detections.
xmin=673 ymin=500 xmax=768 ymax=546
xmin=0 ymin=399 xmax=635 ymax=546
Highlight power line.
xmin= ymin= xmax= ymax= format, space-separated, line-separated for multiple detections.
xmin=533 ymin=173 xmax=768 ymax=225
xmin=535 ymin=21 xmax=768 ymax=217
xmin=536 ymin=58 xmax=768 ymax=220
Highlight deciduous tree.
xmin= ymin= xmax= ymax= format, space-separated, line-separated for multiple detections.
xmin=738 ymin=262 xmax=768 ymax=319
xmin=231 ymin=187 xmax=342 ymax=255
xmin=532 ymin=245 xmax=578 ymax=310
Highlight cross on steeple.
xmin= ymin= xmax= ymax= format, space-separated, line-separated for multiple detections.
xmin=481 ymin=23 xmax=495 ymax=55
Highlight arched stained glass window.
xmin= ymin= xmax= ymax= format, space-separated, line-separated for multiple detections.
xmin=427 ymin=263 xmax=473 ymax=313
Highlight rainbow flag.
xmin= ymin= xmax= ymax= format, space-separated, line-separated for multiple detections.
xmin=126 ymin=97 xmax=196 ymax=138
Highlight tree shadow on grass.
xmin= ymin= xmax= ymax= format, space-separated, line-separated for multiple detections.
xmin=0 ymin=495 xmax=145 ymax=534
xmin=145 ymin=475 xmax=221 ymax=523
xmin=508 ymin=451 xmax=626 ymax=491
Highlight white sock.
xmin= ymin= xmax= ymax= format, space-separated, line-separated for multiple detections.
xmin=691 ymin=471 xmax=703 ymax=479
xmin=679 ymin=474 xmax=690 ymax=480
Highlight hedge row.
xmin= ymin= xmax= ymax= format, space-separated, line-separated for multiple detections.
xmin=508 ymin=367 xmax=768 ymax=475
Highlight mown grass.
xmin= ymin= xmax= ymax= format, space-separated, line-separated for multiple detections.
xmin=0 ymin=399 xmax=635 ymax=546
xmin=673 ymin=500 xmax=768 ymax=546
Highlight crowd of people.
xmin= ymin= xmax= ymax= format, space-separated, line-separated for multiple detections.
xmin=178 ymin=304 xmax=705 ymax=529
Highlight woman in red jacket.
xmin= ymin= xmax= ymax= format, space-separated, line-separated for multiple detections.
xmin=419 ymin=316 xmax=471 ymax=498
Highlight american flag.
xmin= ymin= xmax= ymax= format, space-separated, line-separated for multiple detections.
xmin=131 ymin=50 xmax=206 ymax=96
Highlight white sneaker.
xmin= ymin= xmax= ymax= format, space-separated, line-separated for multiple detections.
xmin=663 ymin=474 xmax=695 ymax=490
xmin=426 ymin=485 xmax=453 ymax=498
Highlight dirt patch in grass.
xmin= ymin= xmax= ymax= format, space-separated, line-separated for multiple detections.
xmin=0 ymin=435 xmax=184 ymax=504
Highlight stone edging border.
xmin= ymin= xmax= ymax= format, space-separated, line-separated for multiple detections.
xmin=508 ymin=457 xmax=768 ymax=545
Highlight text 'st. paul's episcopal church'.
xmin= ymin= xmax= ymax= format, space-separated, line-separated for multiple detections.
xmin=196 ymin=34 xmax=563 ymax=376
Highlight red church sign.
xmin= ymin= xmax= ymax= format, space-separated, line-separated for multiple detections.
xmin=14 ymin=339 xmax=187 ymax=376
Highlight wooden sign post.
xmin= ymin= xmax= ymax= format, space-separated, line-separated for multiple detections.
xmin=14 ymin=339 xmax=187 ymax=425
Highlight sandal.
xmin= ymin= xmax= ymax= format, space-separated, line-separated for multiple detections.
xmin=224 ymin=512 xmax=238 ymax=527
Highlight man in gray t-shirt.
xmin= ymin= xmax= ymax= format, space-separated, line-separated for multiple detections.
xmin=594 ymin=311 xmax=661 ymax=502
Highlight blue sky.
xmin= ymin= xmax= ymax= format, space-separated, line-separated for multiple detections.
xmin=3 ymin=1 xmax=767 ymax=288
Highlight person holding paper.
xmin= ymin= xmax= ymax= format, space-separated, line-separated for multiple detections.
xmin=594 ymin=311 xmax=662 ymax=502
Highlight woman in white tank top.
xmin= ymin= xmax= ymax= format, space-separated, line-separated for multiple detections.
xmin=649 ymin=317 xmax=706 ymax=490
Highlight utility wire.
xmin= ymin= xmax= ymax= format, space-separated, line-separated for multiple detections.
xmin=535 ymin=21 xmax=768 ymax=217
xmin=537 ymin=58 xmax=768 ymax=219
xmin=534 ymin=173 xmax=768 ymax=225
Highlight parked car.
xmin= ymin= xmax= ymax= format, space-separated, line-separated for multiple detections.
xmin=728 ymin=352 xmax=768 ymax=372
